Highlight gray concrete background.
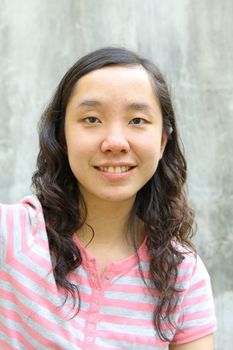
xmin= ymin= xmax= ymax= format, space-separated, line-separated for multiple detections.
xmin=0 ymin=0 xmax=232 ymax=348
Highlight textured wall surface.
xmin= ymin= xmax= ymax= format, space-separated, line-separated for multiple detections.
xmin=0 ymin=0 xmax=232 ymax=348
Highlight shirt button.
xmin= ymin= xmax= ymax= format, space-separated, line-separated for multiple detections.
xmin=105 ymin=275 xmax=110 ymax=280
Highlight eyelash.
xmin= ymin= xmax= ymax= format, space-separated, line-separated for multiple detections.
xmin=82 ymin=116 xmax=149 ymax=125
xmin=129 ymin=117 xmax=148 ymax=125
xmin=83 ymin=116 xmax=101 ymax=124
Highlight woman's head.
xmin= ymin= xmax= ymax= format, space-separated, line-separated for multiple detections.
xmin=34 ymin=47 xmax=183 ymax=205
xmin=64 ymin=63 xmax=168 ymax=205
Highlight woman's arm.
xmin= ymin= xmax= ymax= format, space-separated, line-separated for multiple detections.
xmin=169 ymin=334 xmax=214 ymax=350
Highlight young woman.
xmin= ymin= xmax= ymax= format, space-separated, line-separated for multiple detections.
xmin=0 ymin=47 xmax=216 ymax=349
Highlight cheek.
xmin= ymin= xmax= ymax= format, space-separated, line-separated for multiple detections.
xmin=65 ymin=138 xmax=83 ymax=171
xmin=66 ymin=132 xmax=91 ymax=156
xmin=138 ymin=136 xmax=163 ymax=158
xmin=137 ymin=138 xmax=164 ymax=175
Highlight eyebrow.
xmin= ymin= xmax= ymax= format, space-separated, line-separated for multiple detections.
xmin=77 ymin=99 xmax=153 ymax=112
xmin=125 ymin=102 xmax=153 ymax=113
xmin=78 ymin=100 xmax=101 ymax=108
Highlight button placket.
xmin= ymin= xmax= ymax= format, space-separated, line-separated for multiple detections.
xmin=84 ymin=260 xmax=103 ymax=347
xmin=102 ymin=270 xmax=114 ymax=286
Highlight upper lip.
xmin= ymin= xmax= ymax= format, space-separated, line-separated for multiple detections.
xmin=94 ymin=162 xmax=136 ymax=168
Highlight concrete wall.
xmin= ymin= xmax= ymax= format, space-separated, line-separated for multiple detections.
xmin=0 ymin=0 xmax=232 ymax=348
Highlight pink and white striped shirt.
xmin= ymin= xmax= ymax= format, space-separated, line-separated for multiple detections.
xmin=0 ymin=196 xmax=216 ymax=349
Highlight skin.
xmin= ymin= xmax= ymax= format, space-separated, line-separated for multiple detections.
xmin=169 ymin=334 xmax=214 ymax=350
xmin=64 ymin=65 xmax=214 ymax=349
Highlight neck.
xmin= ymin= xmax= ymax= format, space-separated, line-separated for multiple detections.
xmin=76 ymin=195 xmax=145 ymax=275
xmin=77 ymin=194 xmax=137 ymax=247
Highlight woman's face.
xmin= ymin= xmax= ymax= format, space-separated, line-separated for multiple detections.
xmin=64 ymin=65 xmax=167 ymax=206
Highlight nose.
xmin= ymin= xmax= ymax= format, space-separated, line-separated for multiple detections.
xmin=100 ymin=132 xmax=130 ymax=154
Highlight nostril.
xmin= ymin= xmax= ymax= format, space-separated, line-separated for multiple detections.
xmin=100 ymin=137 xmax=130 ymax=153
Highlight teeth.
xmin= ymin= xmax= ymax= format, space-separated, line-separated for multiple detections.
xmin=99 ymin=166 xmax=131 ymax=173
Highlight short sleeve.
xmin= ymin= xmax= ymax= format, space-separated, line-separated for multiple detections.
xmin=171 ymin=254 xmax=217 ymax=345
xmin=0 ymin=196 xmax=44 ymax=266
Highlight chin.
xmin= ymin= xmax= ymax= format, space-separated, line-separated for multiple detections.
xmin=79 ymin=186 xmax=138 ymax=205
xmin=101 ymin=195 xmax=135 ymax=203
xmin=94 ymin=191 xmax=137 ymax=204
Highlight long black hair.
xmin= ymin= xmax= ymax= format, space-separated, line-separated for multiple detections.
xmin=32 ymin=47 xmax=195 ymax=341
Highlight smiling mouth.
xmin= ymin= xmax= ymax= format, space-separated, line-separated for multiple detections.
xmin=96 ymin=166 xmax=134 ymax=174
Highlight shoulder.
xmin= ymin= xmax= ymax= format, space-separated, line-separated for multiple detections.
xmin=0 ymin=195 xmax=46 ymax=262
xmin=0 ymin=194 xmax=42 ymax=212
xmin=171 ymin=242 xmax=217 ymax=345
xmin=0 ymin=195 xmax=44 ymax=231
xmin=173 ymin=241 xmax=212 ymax=295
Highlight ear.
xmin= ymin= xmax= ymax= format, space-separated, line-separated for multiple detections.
xmin=159 ymin=131 xmax=168 ymax=160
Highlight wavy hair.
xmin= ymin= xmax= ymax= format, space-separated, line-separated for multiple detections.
xmin=32 ymin=47 xmax=195 ymax=341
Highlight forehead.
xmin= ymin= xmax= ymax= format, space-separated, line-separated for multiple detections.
xmin=70 ymin=65 xmax=158 ymax=104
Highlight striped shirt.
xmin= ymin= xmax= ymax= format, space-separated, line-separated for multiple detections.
xmin=0 ymin=196 xmax=216 ymax=349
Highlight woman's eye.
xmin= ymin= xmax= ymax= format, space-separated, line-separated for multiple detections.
xmin=83 ymin=116 xmax=101 ymax=124
xmin=129 ymin=117 xmax=147 ymax=125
